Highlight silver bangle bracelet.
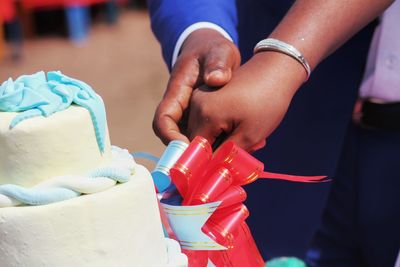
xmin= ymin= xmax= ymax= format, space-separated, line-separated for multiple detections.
xmin=253 ymin=38 xmax=311 ymax=81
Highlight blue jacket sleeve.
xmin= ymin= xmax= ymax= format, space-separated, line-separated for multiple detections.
xmin=147 ymin=0 xmax=238 ymax=69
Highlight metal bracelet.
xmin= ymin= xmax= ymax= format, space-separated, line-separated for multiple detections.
xmin=254 ymin=38 xmax=311 ymax=81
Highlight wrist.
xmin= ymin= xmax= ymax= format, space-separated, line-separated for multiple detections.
xmin=172 ymin=23 xmax=234 ymax=68
xmin=254 ymin=38 xmax=311 ymax=81
xmin=181 ymin=28 xmax=232 ymax=55
xmin=250 ymin=51 xmax=306 ymax=95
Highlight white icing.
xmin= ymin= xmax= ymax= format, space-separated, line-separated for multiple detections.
xmin=166 ymin=238 xmax=189 ymax=267
xmin=0 ymin=106 xmax=112 ymax=187
xmin=0 ymin=165 xmax=169 ymax=267
xmin=0 ymin=89 xmax=185 ymax=266
xmin=0 ymin=146 xmax=134 ymax=208
xmin=36 ymin=146 xmax=134 ymax=192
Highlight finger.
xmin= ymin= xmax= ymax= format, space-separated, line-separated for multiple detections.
xmin=153 ymin=57 xmax=200 ymax=144
xmin=164 ymin=55 xmax=201 ymax=102
xmin=203 ymin=43 xmax=240 ymax=87
xmin=248 ymin=139 xmax=267 ymax=152
xmin=223 ymin=124 xmax=265 ymax=153
xmin=187 ymin=116 xmax=222 ymax=146
xmin=153 ymin=101 xmax=190 ymax=145
xmin=186 ymin=105 xmax=225 ymax=146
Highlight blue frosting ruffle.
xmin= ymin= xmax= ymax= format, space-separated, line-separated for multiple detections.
xmin=0 ymin=71 xmax=107 ymax=152
xmin=0 ymin=165 xmax=132 ymax=206
xmin=0 ymin=185 xmax=80 ymax=206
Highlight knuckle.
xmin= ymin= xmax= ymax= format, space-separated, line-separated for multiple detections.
xmin=241 ymin=134 xmax=254 ymax=146
xmin=218 ymin=41 xmax=236 ymax=54
xmin=170 ymin=58 xmax=200 ymax=86
xmin=208 ymin=42 xmax=240 ymax=69
xmin=206 ymin=58 xmax=227 ymax=71
xmin=172 ymin=55 xmax=198 ymax=72
xmin=196 ymin=102 xmax=213 ymax=123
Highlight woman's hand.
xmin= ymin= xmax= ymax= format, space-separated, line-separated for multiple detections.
xmin=153 ymin=29 xmax=241 ymax=145
xmin=153 ymin=0 xmax=393 ymax=150
xmin=186 ymin=51 xmax=307 ymax=152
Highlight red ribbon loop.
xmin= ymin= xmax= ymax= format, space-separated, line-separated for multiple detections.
xmin=202 ymin=204 xmax=249 ymax=249
xmin=169 ymin=136 xmax=327 ymax=266
xmin=188 ymin=166 xmax=233 ymax=206
xmin=170 ymin=136 xmax=212 ymax=196
xmin=212 ymin=141 xmax=264 ymax=185
xmin=214 ymin=186 xmax=247 ymax=209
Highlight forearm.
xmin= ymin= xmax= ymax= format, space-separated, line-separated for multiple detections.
xmin=268 ymin=0 xmax=394 ymax=70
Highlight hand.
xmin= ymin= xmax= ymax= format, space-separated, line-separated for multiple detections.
xmin=153 ymin=29 xmax=241 ymax=145
xmin=186 ymin=51 xmax=307 ymax=152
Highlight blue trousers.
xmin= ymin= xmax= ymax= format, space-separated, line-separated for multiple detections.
xmin=306 ymin=123 xmax=400 ymax=266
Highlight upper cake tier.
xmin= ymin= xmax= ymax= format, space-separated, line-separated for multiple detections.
xmin=0 ymin=71 xmax=112 ymax=187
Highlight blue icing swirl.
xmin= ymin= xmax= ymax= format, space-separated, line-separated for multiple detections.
xmin=0 ymin=71 xmax=107 ymax=152
xmin=0 ymin=165 xmax=132 ymax=206
xmin=89 ymin=167 xmax=131 ymax=183
xmin=0 ymin=185 xmax=80 ymax=206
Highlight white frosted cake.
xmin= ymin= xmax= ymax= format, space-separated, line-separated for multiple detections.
xmin=0 ymin=71 xmax=186 ymax=267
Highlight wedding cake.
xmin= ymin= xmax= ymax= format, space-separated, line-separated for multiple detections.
xmin=0 ymin=71 xmax=186 ymax=267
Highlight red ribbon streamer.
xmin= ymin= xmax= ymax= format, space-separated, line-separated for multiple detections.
xmin=169 ymin=136 xmax=327 ymax=267
xmin=260 ymin=171 xmax=328 ymax=182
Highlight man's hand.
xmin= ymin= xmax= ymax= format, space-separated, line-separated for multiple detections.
xmin=153 ymin=0 xmax=392 ymax=150
xmin=153 ymin=29 xmax=241 ymax=145
xmin=186 ymin=51 xmax=307 ymax=152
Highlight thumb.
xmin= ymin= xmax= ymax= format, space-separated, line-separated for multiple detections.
xmin=203 ymin=43 xmax=240 ymax=87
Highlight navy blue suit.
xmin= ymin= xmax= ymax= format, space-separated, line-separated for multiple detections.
xmin=148 ymin=1 xmax=400 ymax=265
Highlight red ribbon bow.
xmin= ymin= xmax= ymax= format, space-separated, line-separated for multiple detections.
xmin=168 ymin=136 xmax=326 ymax=267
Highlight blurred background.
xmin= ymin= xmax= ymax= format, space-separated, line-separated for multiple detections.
xmin=0 ymin=0 xmax=168 ymax=161
xmin=0 ymin=2 xmax=331 ymax=261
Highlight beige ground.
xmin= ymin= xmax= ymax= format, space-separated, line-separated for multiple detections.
xmin=0 ymin=10 xmax=169 ymax=163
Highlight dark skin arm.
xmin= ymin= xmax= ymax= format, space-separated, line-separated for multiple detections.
xmin=153 ymin=0 xmax=394 ymax=151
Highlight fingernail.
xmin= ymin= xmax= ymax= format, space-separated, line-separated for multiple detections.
xmin=207 ymin=70 xmax=225 ymax=81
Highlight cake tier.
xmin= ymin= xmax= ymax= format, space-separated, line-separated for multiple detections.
xmin=0 ymin=165 xmax=168 ymax=267
xmin=0 ymin=105 xmax=112 ymax=187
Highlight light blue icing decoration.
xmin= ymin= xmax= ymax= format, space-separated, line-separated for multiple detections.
xmin=0 ymin=71 xmax=107 ymax=152
xmin=0 ymin=185 xmax=80 ymax=205
xmin=0 ymin=163 xmax=132 ymax=206
xmin=89 ymin=167 xmax=131 ymax=183
xmin=161 ymin=201 xmax=226 ymax=251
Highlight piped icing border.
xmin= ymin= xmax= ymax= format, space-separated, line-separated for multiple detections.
xmin=0 ymin=146 xmax=135 ymax=208
xmin=0 ymin=71 xmax=107 ymax=152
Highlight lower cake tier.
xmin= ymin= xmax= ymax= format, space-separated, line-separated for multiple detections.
xmin=0 ymin=165 xmax=168 ymax=267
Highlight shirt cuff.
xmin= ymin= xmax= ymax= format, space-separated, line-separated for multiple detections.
xmin=171 ymin=22 xmax=234 ymax=68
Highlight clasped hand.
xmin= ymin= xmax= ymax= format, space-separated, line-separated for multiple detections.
xmin=153 ymin=29 xmax=306 ymax=152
